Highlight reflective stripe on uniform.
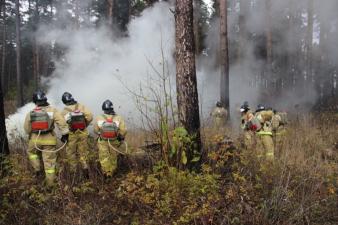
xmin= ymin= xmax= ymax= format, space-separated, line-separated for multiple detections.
xmin=266 ymin=152 xmax=274 ymax=156
xmin=29 ymin=154 xmax=39 ymax=160
xmin=45 ymin=168 xmax=56 ymax=174
xmin=32 ymin=139 xmax=57 ymax=145
xmin=257 ymin=131 xmax=273 ymax=136
xmin=275 ymin=130 xmax=287 ymax=136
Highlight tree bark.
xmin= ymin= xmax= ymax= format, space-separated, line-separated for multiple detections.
xmin=237 ymin=0 xmax=249 ymax=62
xmin=306 ymin=0 xmax=313 ymax=86
xmin=107 ymin=0 xmax=114 ymax=26
xmin=0 ymin=44 xmax=9 ymax=159
xmin=74 ymin=0 xmax=80 ymax=29
xmin=219 ymin=0 xmax=229 ymax=115
xmin=265 ymin=0 xmax=272 ymax=79
xmin=175 ymin=0 xmax=201 ymax=165
xmin=15 ymin=0 xmax=23 ymax=107
xmin=1 ymin=0 xmax=6 ymax=95
xmin=33 ymin=0 xmax=40 ymax=89
xmin=193 ymin=0 xmax=201 ymax=54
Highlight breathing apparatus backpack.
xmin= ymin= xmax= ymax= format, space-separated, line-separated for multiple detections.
xmin=67 ymin=105 xmax=87 ymax=131
xmin=30 ymin=107 xmax=52 ymax=133
xmin=247 ymin=117 xmax=262 ymax=131
xmin=100 ymin=115 xmax=119 ymax=140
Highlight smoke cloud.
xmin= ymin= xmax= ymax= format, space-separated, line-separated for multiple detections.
xmin=6 ymin=2 xmax=175 ymax=142
xmin=6 ymin=0 xmax=338 ymax=142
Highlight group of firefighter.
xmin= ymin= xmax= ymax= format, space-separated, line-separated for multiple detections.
xmin=24 ymin=91 xmax=127 ymax=186
xmin=24 ymin=90 xmax=287 ymax=186
xmin=212 ymin=101 xmax=287 ymax=161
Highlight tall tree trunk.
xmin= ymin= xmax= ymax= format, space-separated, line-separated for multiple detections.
xmin=107 ymin=0 xmax=114 ymax=26
xmin=265 ymin=0 xmax=272 ymax=69
xmin=175 ymin=0 xmax=201 ymax=166
xmin=15 ymin=0 xmax=23 ymax=107
xmin=306 ymin=0 xmax=313 ymax=86
xmin=237 ymin=0 xmax=249 ymax=62
xmin=219 ymin=0 xmax=229 ymax=115
xmin=0 ymin=49 xmax=9 ymax=163
xmin=1 ymin=0 xmax=6 ymax=95
xmin=265 ymin=0 xmax=272 ymax=80
xmin=33 ymin=0 xmax=40 ymax=89
xmin=193 ymin=0 xmax=201 ymax=54
xmin=74 ymin=0 xmax=80 ymax=29
xmin=265 ymin=0 xmax=273 ymax=95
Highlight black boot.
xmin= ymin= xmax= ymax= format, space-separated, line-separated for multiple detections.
xmin=103 ymin=174 xmax=112 ymax=184
xmin=82 ymin=168 xmax=90 ymax=180
xmin=34 ymin=170 xmax=44 ymax=181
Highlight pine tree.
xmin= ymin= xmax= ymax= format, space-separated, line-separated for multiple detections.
xmin=219 ymin=0 xmax=229 ymax=115
xmin=15 ymin=0 xmax=23 ymax=106
xmin=175 ymin=0 xmax=201 ymax=167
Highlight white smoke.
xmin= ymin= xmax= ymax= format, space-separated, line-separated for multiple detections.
xmin=6 ymin=2 xmax=175 ymax=142
xmin=6 ymin=0 xmax=338 ymax=143
xmin=6 ymin=103 xmax=34 ymax=144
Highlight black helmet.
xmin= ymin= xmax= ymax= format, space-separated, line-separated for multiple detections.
xmin=256 ymin=104 xmax=265 ymax=112
xmin=102 ymin=100 xmax=115 ymax=115
xmin=62 ymin=92 xmax=76 ymax=105
xmin=33 ymin=90 xmax=48 ymax=105
xmin=216 ymin=101 xmax=222 ymax=107
xmin=240 ymin=101 xmax=250 ymax=113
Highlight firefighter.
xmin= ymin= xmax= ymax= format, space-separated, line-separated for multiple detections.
xmin=271 ymin=110 xmax=288 ymax=157
xmin=61 ymin=92 xmax=93 ymax=176
xmin=93 ymin=100 xmax=127 ymax=177
xmin=254 ymin=104 xmax=275 ymax=161
xmin=210 ymin=101 xmax=228 ymax=130
xmin=240 ymin=101 xmax=255 ymax=149
xmin=24 ymin=91 xmax=69 ymax=186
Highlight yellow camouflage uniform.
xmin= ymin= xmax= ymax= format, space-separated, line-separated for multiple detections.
xmin=61 ymin=103 xmax=93 ymax=171
xmin=241 ymin=110 xmax=255 ymax=149
xmin=255 ymin=110 xmax=275 ymax=161
xmin=271 ymin=112 xmax=287 ymax=157
xmin=94 ymin=114 xmax=127 ymax=176
xmin=24 ymin=105 xmax=69 ymax=185
xmin=211 ymin=106 xmax=228 ymax=130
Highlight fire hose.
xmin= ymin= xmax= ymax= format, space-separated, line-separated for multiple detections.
xmin=33 ymin=130 xmax=68 ymax=153
xmin=107 ymin=138 xmax=128 ymax=155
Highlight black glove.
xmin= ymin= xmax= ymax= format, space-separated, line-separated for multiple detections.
xmin=117 ymin=134 xmax=125 ymax=142
xmin=61 ymin=134 xmax=69 ymax=143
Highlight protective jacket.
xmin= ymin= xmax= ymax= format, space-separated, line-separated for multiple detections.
xmin=24 ymin=105 xmax=69 ymax=145
xmin=61 ymin=103 xmax=93 ymax=171
xmin=94 ymin=114 xmax=127 ymax=176
xmin=61 ymin=103 xmax=93 ymax=131
xmin=241 ymin=110 xmax=255 ymax=130
xmin=211 ymin=106 xmax=228 ymax=128
xmin=24 ymin=105 xmax=69 ymax=185
xmin=240 ymin=110 xmax=255 ymax=149
xmin=254 ymin=110 xmax=274 ymax=161
xmin=255 ymin=110 xmax=274 ymax=135
xmin=94 ymin=114 xmax=127 ymax=140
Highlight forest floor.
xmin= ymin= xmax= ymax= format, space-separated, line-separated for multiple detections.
xmin=0 ymin=113 xmax=338 ymax=225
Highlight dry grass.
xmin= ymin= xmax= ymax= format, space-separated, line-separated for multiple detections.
xmin=0 ymin=113 xmax=337 ymax=225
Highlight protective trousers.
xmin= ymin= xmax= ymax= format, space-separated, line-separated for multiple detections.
xmin=97 ymin=139 xmax=126 ymax=176
xmin=274 ymin=128 xmax=287 ymax=157
xmin=27 ymin=141 xmax=57 ymax=186
xmin=243 ymin=131 xmax=255 ymax=150
xmin=256 ymin=133 xmax=274 ymax=161
xmin=213 ymin=117 xmax=225 ymax=130
xmin=66 ymin=130 xmax=90 ymax=171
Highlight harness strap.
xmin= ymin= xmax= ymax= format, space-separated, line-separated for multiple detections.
xmin=33 ymin=131 xmax=67 ymax=153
